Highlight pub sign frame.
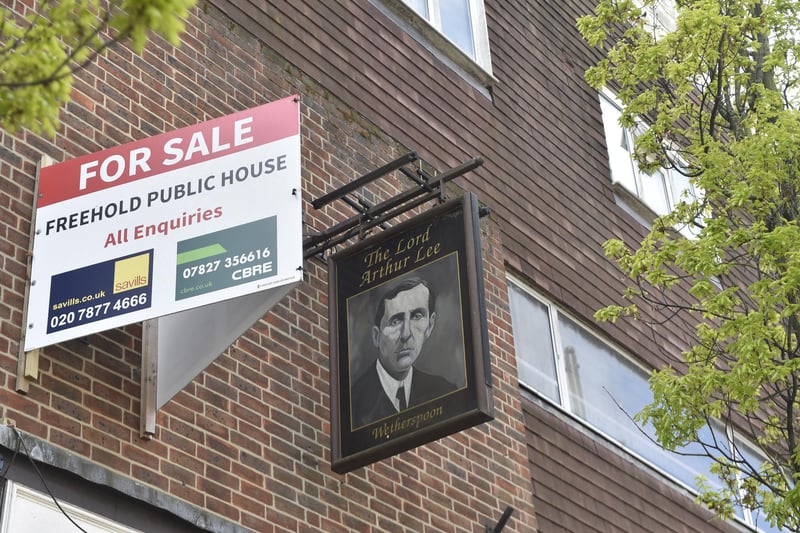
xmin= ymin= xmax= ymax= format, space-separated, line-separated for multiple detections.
xmin=328 ymin=192 xmax=494 ymax=473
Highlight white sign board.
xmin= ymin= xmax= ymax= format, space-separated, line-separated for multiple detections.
xmin=25 ymin=96 xmax=302 ymax=350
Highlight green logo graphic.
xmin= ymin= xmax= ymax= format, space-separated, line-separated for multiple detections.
xmin=175 ymin=217 xmax=278 ymax=300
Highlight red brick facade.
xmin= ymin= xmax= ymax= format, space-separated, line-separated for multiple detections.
xmin=0 ymin=3 xmax=540 ymax=532
xmin=0 ymin=1 xmax=752 ymax=532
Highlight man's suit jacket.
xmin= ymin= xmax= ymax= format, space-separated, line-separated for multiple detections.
xmin=350 ymin=363 xmax=456 ymax=428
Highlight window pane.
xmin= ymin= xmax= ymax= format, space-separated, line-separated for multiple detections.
xmin=558 ymin=313 xmax=651 ymax=442
xmin=736 ymin=442 xmax=788 ymax=532
xmin=396 ymin=0 xmax=492 ymax=72
xmin=404 ymin=0 xmax=429 ymax=18
xmin=645 ymin=0 xmax=678 ymax=34
xmin=558 ymin=312 xmax=721 ymax=489
xmin=670 ymin=168 xmax=695 ymax=205
xmin=640 ymin=168 xmax=670 ymax=215
xmin=654 ymin=422 xmax=725 ymax=492
xmin=599 ymin=95 xmax=638 ymax=195
xmin=508 ymin=283 xmax=559 ymax=402
xmin=440 ymin=0 xmax=475 ymax=58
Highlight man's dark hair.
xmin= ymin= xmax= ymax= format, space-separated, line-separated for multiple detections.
xmin=373 ymin=276 xmax=436 ymax=327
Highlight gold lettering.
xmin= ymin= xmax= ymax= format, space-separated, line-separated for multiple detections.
xmin=414 ymin=241 xmax=441 ymax=263
xmin=364 ymin=246 xmax=390 ymax=267
xmin=369 ymin=405 xmax=445 ymax=440
xmin=358 ymin=256 xmax=411 ymax=287
xmin=360 ymin=270 xmax=373 ymax=287
xmin=394 ymin=224 xmax=432 ymax=254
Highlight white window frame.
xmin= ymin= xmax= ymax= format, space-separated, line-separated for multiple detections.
xmin=599 ymin=88 xmax=702 ymax=238
xmin=1 ymin=481 xmax=141 ymax=533
xmin=600 ymin=88 xmax=686 ymax=213
xmin=638 ymin=0 xmax=678 ymax=37
xmin=404 ymin=0 xmax=492 ymax=73
xmin=508 ymin=275 xmax=786 ymax=533
xmin=373 ymin=0 xmax=494 ymax=88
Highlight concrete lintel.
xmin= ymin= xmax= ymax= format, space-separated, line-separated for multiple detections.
xmin=0 ymin=425 xmax=251 ymax=533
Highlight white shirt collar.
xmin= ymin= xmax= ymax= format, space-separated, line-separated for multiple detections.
xmin=376 ymin=360 xmax=413 ymax=412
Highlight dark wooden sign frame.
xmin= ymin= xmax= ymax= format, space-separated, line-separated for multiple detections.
xmin=328 ymin=192 xmax=493 ymax=473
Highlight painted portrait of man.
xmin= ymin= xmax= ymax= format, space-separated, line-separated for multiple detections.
xmin=348 ymin=260 xmax=465 ymax=429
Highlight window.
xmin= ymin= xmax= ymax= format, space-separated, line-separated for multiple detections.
xmin=403 ymin=0 xmax=488 ymax=64
xmin=599 ymin=89 xmax=697 ymax=219
xmin=508 ymin=277 xmax=786 ymax=532
xmin=734 ymin=442 xmax=788 ymax=533
xmin=375 ymin=0 xmax=493 ymax=82
xmin=1 ymin=482 xmax=140 ymax=532
xmin=639 ymin=0 xmax=677 ymax=37
xmin=596 ymin=4 xmax=687 ymax=219
xmin=509 ymin=280 xmax=715 ymax=489
xmin=507 ymin=286 xmax=558 ymax=401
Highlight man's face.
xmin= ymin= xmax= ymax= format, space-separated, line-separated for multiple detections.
xmin=373 ymin=283 xmax=436 ymax=380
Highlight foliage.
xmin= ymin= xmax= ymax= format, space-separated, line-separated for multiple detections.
xmin=0 ymin=0 xmax=195 ymax=136
xmin=579 ymin=0 xmax=800 ymax=529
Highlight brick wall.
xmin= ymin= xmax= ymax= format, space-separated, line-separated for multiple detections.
xmin=0 ymin=3 xmax=538 ymax=532
xmin=523 ymin=396 xmax=747 ymax=533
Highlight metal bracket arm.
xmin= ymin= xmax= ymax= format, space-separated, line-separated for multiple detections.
xmin=304 ymin=157 xmax=483 ymax=259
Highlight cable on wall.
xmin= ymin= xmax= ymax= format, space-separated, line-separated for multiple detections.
xmin=8 ymin=425 xmax=88 ymax=533
xmin=0 ymin=429 xmax=21 ymax=510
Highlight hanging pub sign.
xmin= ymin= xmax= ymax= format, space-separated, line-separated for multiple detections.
xmin=328 ymin=192 xmax=493 ymax=473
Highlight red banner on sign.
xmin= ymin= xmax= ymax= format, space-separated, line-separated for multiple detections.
xmin=38 ymin=96 xmax=299 ymax=207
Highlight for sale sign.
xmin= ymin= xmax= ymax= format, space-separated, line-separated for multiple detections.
xmin=25 ymin=96 xmax=302 ymax=350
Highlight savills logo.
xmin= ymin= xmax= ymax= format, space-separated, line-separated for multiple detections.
xmin=113 ymin=253 xmax=150 ymax=294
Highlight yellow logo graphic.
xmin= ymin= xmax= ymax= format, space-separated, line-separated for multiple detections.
xmin=113 ymin=253 xmax=150 ymax=294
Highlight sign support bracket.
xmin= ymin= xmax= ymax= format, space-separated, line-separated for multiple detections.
xmin=304 ymin=153 xmax=484 ymax=259
xmin=16 ymin=156 xmax=52 ymax=393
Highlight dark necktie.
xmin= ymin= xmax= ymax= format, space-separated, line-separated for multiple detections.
xmin=396 ymin=386 xmax=407 ymax=411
